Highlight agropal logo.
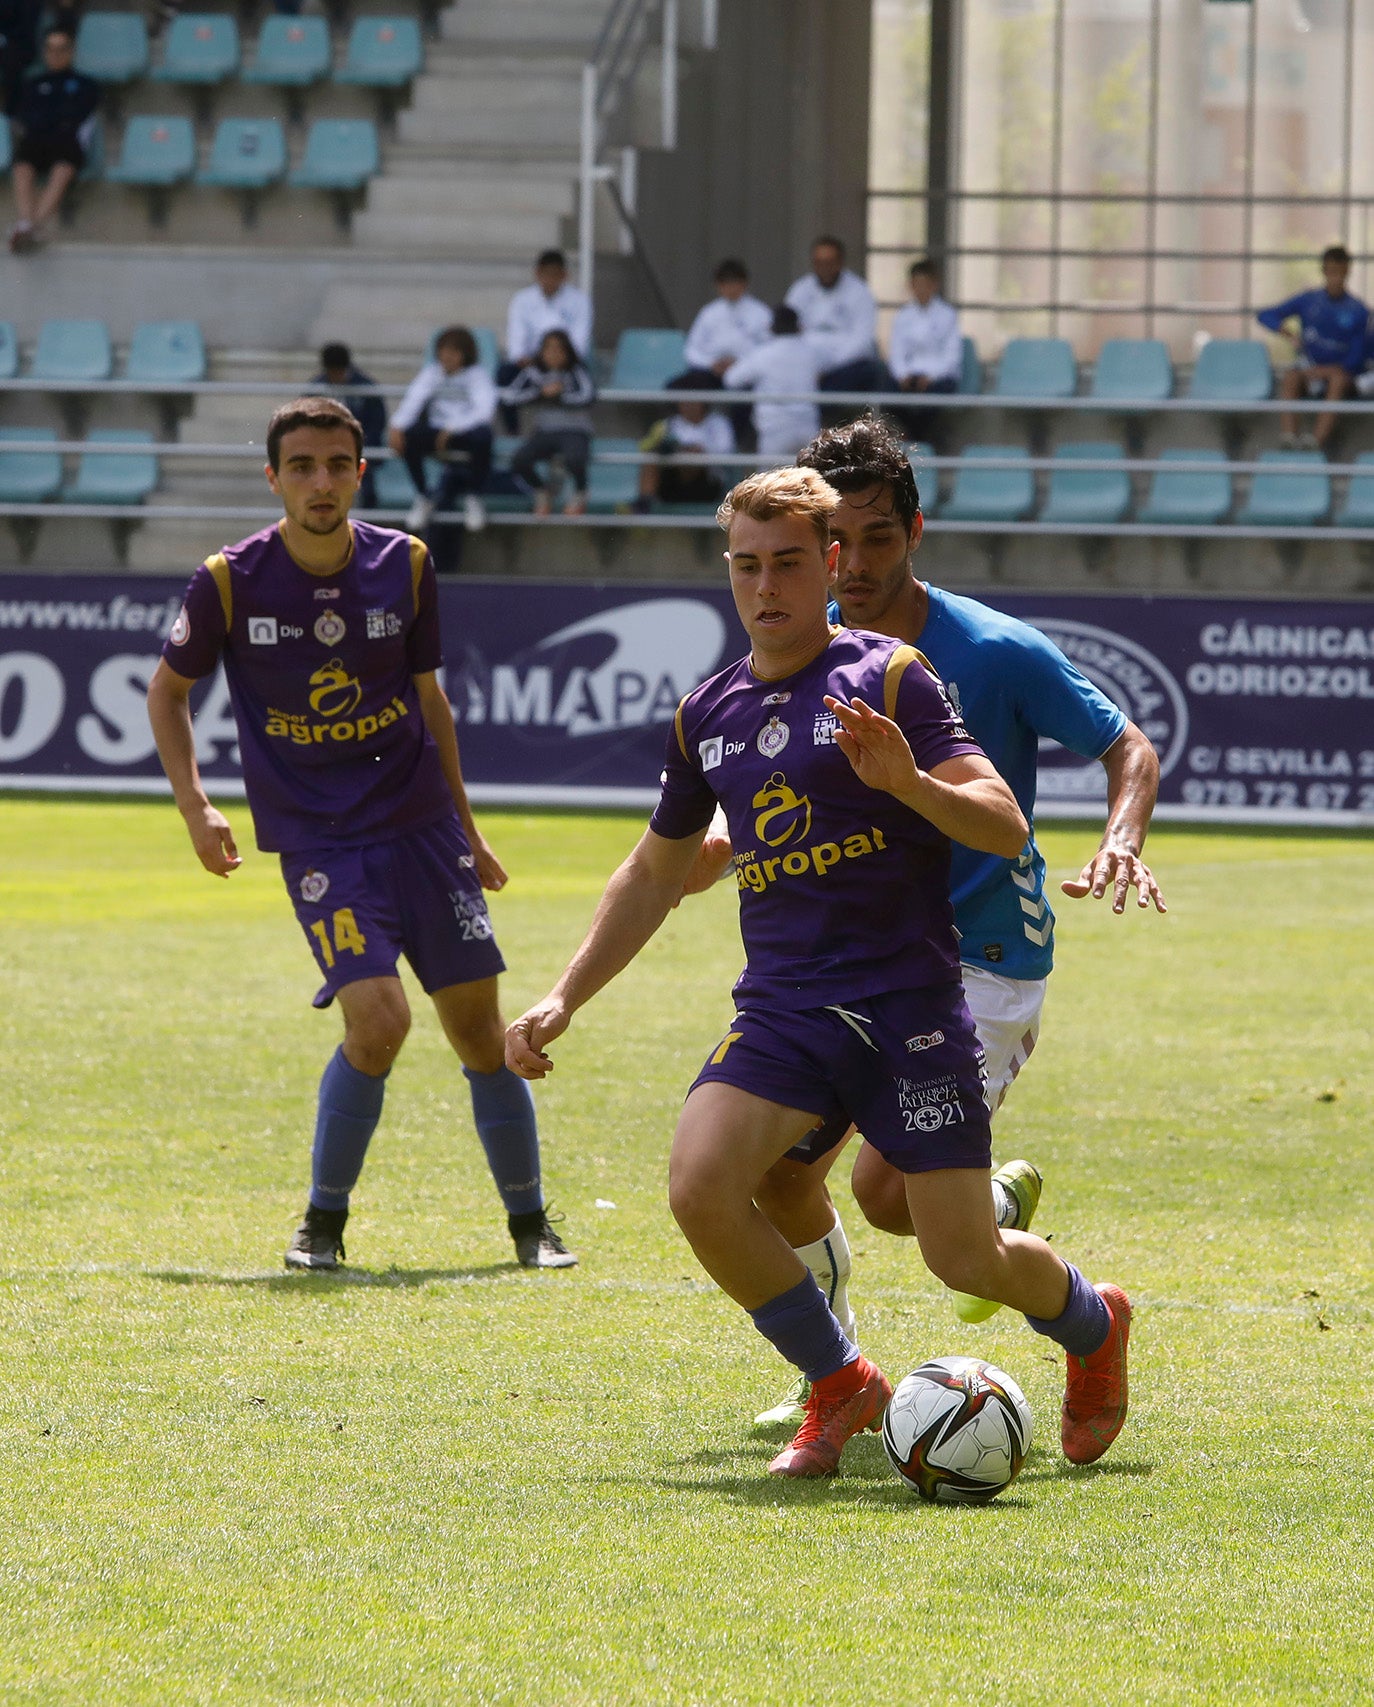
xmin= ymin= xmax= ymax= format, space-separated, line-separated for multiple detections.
xmin=752 ymin=773 xmax=812 ymax=847
xmin=456 ymin=599 xmax=728 ymax=737
xmin=1026 ymin=618 xmax=1188 ymax=799
xmin=308 ymin=658 xmax=363 ymax=718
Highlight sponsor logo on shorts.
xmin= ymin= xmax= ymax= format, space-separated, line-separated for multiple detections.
xmin=762 ymin=691 xmax=791 ymax=706
xmin=366 ymin=608 xmax=403 ymax=640
xmin=314 ymin=611 xmax=347 ymax=645
xmin=248 ymin=616 xmax=279 ymax=646
xmin=300 ymin=869 xmax=330 ymax=903
xmin=757 ymin=716 xmax=790 ymax=759
xmin=449 ymin=890 xmax=494 ymax=941
xmin=813 ymin=711 xmax=838 ymax=746
xmin=897 ymin=1073 xmax=969 ymax=1135
xmin=905 ymin=1030 xmax=945 ymax=1053
xmin=169 ymin=605 xmax=191 ymax=647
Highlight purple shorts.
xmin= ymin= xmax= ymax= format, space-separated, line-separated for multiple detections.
xmin=691 ymin=983 xmax=992 ymax=1175
xmin=280 ymin=815 xmax=505 ymax=1008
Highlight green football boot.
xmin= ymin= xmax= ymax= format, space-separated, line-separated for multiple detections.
xmin=951 ymin=1159 xmax=1044 ymax=1324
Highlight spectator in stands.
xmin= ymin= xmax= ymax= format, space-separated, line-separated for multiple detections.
xmin=889 ymin=257 xmax=962 ymax=440
xmin=784 ymin=234 xmax=895 ymax=398
xmin=498 ymin=248 xmax=593 ymax=428
xmin=723 ymin=304 xmax=821 ymax=461
xmin=388 ymin=325 xmax=497 ymax=537
xmin=1256 ymin=245 xmax=1369 ymax=452
xmin=679 ymin=258 xmax=772 ymax=382
xmin=7 ymin=27 xmax=100 ymax=254
xmin=313 ymin=342 xmax=386 ymax=509
xmin=503 ymin=329 xmax=597 ymax=516
xmin=632 ymin=373 xmax=736 ymax=513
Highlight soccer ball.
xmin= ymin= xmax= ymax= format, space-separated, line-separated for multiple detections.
xmin=881 ymin=1356 xmax=1033 ymax=1504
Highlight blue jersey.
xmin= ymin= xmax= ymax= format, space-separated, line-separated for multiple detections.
xmin=831 ymin=588 xmax=1125 ymax=979
xmin=1255 ymin=289 xmax=1369 ymax=373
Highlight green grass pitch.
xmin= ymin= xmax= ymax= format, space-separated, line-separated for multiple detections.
xmin=1 ymin=798 xmax=1371 ymax=1705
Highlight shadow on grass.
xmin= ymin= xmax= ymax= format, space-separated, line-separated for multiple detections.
xmin=148 ymin=1261 xmax=524 ymax=1291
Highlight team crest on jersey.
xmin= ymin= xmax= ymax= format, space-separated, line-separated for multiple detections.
xmin=300 ymin=869 xmax=330 ymax=903
xmin=314 ymin=610 xmax=347 ymax=645
xmin=169 ymin=605 xmax=190 ymax=646
xmin=365 ymin=608 xmax=403 ymax=640
xmin=757 ymin=715 xmax=790 ymax=759
xmin=812 ymin=711 xmax=838 ymax=746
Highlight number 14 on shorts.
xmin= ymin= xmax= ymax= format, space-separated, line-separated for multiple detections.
xmin=309 ymin=907 xmax=367 ymax=969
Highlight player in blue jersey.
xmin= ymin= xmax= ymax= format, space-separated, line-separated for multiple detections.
xmin=507 ymin=467 xmax=1133 ymax=1477
xmin=146 ymin=395 xmax=576 ymax=1273
xmin=1256 ymin=245 xmax=1369 ymax=452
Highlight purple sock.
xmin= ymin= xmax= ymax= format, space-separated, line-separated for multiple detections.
xmin=749 ymin=1273 xmax=858 ymax=1384
xmin=1024 ymin=1262 xmax=1111 ymax=1357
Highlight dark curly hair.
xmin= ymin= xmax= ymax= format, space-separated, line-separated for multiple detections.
xmin=795 ymin=413 xmax=921 ymax=533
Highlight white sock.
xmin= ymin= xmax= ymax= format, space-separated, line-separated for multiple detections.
xmin=993 ymin=1177 xmax=1015 ymax=1227
xmin=793 ymin=1214 xmax=857 ymax=1344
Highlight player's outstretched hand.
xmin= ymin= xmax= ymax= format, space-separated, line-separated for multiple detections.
xmin=469 ymin=829 xmax=508 ymax=892
xmin=1061 ymin=844 xmax=1167 ymax=914
xmin=824 ymin=694 xmax=920 ymax=798
xmin=505 ymin=1000 xmax=568 ymax=1080
xmin=185 ymin=804 xmax=241 ymax=878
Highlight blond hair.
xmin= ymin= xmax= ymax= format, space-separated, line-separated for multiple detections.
xmin=716 ymin=465 xmax=840 ymax=551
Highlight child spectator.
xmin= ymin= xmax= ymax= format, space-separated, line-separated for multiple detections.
xmin=889 ymin=257 xmax=963 ymax=440
xmin=498 ymin=249 xmax=593 ymax=431
xmin=387 ymin=325 xmax=497 ymax=534
xmin=7 ymin=27 xmax=100 ymax=254
xmin=633 ymin=374 xmax=736 ymax=513
xmin=1256 ymin=245 xmax=1369 ymax=451
xmin=502 ymin=329 xmax=597 ymax=516
xmin=312 ymin=341 xmax=385 ymax=509
xmin=723 ymin=305 xmax=821 ymax=461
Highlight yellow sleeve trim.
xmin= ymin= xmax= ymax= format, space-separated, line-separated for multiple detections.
xmin=205 ymin=553 xmax=231 ymax=630
xmin=882 ymin=643 xmax=937 ymax=719
xmin=408 ymin=535 xmax=428 ymax=615
xmin=673 ymin=698 xmax=690 ymax=761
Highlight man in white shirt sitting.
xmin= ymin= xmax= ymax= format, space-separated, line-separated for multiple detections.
xmin=784 ymin=234 xmax=896 ymax=399
xmin=724 ymin=305 xmax=821 ymax=460
xmin=499 ymin=248 xmax=594 ymax=427
xmin=681 ymin=259 xmax=772 ymax=380
xmin=387 ymin=325 xmax=498 ymax=544
xmin=889 ymin=257 xmax=964 ymax=440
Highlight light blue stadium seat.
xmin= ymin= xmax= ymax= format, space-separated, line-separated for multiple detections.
xmin=1235 ymin=450 xmax=1330 ymax=526
xmin=908 ymin=442 xmax=938 ymax=516
xmin=126 ymin=320 xmax=206 ymax=384
xmin=32 ymin=320 xmax=113 ymax=382
xmin=994 ymin=338 xmax=1077 ymax=399
xmin=586 ymin=437 xmax=641 ymax=514
xmin=959 ymin=336 xmax=982 ymax=394
xmin=484 ymin=436 xmax=528 ymax=512
xmin=1138 ymin=447 xmax=1231 ymax=526
xmin=0 ymin=118 xmax=10 ymax=174
xmin=153 ymin=13 xmax=239 ymax=84
xmin=198 ymin=118 xmax=287 ymax=188
xmin=107 ymin=116 xmax=196 ymax=186
xmin=372 ymin=455 xmax=416 ymax=509
xmin=75 ymin=11 xmax=150 ymax=82
xmin=1040 ymin=441 xmax=1130 ymax=524
xmin=1091 ymin=339 xmax=1173 ymax=402
xmin=335 ymin=17 xmax=422 ymax=86
xmin=473 ymin=327 xmax=500 ymax=376
xmin=289 ymin=119 xmax=379 ymax=190
xmin=67 ymin=431 xmax=159 ymax=504
xmin=0 ymin=428 xmax=62 ymax=502
xmin=0 ymin=322 xmax=17 ymax=380
xmin=609 ymin=329 xmax=687 ymax=390
xmin=244 ymin=15 xmax=330 ymax=86
xmin=1335 ymin=451 xmax=1374 ymax=528
xmin=1189 ymin=339 xmax=1273 ymax=402
xmin=939 ymin=446 xmax=1035 ymax=522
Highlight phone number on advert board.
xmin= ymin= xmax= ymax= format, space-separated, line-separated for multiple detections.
xmin=1181 ymin=746 xmax=1374 ymax=810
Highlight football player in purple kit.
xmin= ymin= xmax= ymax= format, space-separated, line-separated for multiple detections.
xmin=506 ymin=467 xmax=1132 ymax=1478
xmin=147 ymin=396 xmax=576 ymax=1273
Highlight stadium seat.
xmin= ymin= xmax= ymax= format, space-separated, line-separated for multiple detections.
xmin=0 ymin=323 xmax=17 ymax=381
xmin=959 ymin=337 xmax=982 ymax=394
xmin=31 ymin=320 xmax=113 ymax=383
xmin=1138 ymin=448 xmax=1232 ymax=526
xmin=1235 ymin=450 xmax=1330 ymax=527
xmin=1189 ymin=340 xmax=1273 ymax=402
xmin=908 ymin=442 xmax=938 ymax=516
xmin=289 ymin=119 xmax=380 ymax=190
xmin=609 ymin=329 xmax=688 ymax=390
xmin=107 ymin=117 xmax=197 ymax=186
xmin=371 ymin=454 xmax=417 ymax=509
xmin=74 ymin=11 xmax=150 ymax=82
xmin=243 ymin=16 xmax=331 ymax=86
xmin=994 ymin=338 xmax=1077 ymax=399
xmin=126 ymin=321 xmax=207 ymax=384
xmin=585 ymin=438 xmax=641 ymax=513
xmin=153 ymin=13 xmax=240 ymax=84
xmin=1090 ymin=339 xmax=1173 ymax=402
xmin=335 ymin=17 xmax=423 ymax=87
xmin=1335 ymin=451 xmax=1374 ymax=528
xmin=197 ymin=118 xmax=287 ymax=189
xmin=473 ymin=327 xmax=500 ymax=376
xmin=0 ymin=118 xmax=10 ymax=174
xmin=67 ymin=431 xmax=159 ymax=504
xmin=0 ymin=428 xmax=62 ymax=502
xmin=1040 ymin=441 xmax=1131 ymax=524
xmin=939 ymin=446 xmax=1035 ymax=522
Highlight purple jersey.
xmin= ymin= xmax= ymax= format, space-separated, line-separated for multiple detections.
xmin=162 ymin=520 xmax=454 ymax=853
xmin=651 ymin=628 xmax=984 ymax=1010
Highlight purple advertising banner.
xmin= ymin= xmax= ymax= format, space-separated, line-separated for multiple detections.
xmin=1 ymin=575 xmax=1372 ymax=825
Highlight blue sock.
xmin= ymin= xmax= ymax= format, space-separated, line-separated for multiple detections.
xmin=309 ymin=1047 xmax=387 ymax=1211
xmin=749 ymin=1273 xmax=859 ymax=1384
xmin=463 ymin=1065 xmax=544 ymax=1216
xmin=1024 ymin=1262 xmax=1111 ymax=1357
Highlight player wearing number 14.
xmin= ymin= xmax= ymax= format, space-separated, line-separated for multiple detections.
xmin=146 ymin=396 xmax=575 ymax=1272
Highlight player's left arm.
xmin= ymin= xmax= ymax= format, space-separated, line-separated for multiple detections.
xmin=1061 ymin=721 xmax=1166 ymax=914
xmin=414 ymin=670 xmax=507 ymax=892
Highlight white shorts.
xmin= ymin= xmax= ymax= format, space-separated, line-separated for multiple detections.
xmin=961 ymin=963 xmax=1046 ymax=1117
